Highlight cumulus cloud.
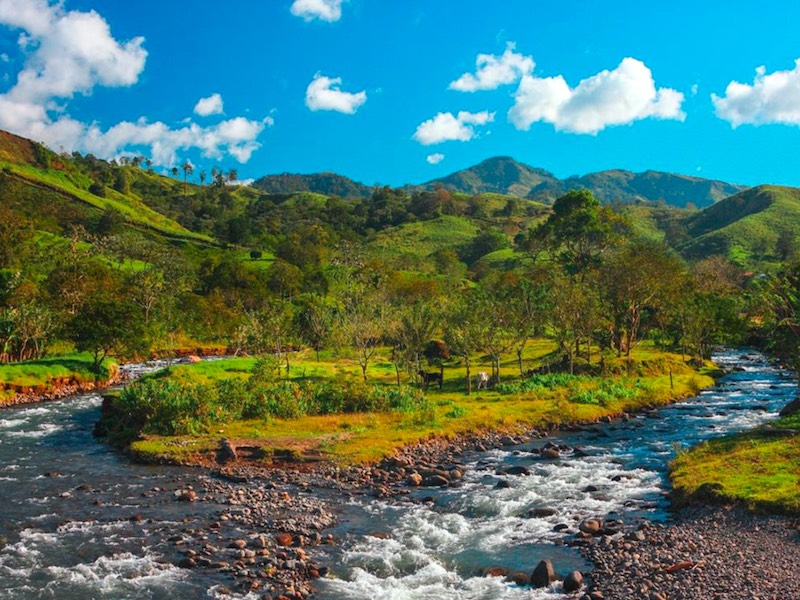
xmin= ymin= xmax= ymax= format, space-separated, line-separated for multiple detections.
xmin=194 ymin=92 xmax=224 ymax=116
xmin=0 ymin=0 xmax=269 ymax=164
xmin=509 ymin=57 xmax=684 ymax=134
xmin=426 ymin=153 xmax=445 ymax=165
xmin=413 ymin=110 xmax=494 ymax=145
xmin=449 ymin=42 xmax=534 ymax=92
xmin=290 ymin=0 xmax=342 ymax=23
xmin=712 ymin=60 xmax=800 ymax=127
xmin=305 ymin=73 xmax=366 ymax=114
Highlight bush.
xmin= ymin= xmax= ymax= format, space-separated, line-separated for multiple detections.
xmin=103 ymin=373 xmax=430 ymax=443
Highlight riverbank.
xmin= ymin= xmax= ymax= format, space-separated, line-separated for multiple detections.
xmin=118 ymin=348 xmax=720 ymax=468
xmin=669 ymin=408 xmax=800 ymax=515
xmin=583 ymin=505 xmax=800 ymax=600
xmin=0 ymin=355 xmax=121 ymax=408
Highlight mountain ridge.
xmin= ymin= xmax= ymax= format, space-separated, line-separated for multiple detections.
xmin=253 ymin=156 xmax=748 ymax=209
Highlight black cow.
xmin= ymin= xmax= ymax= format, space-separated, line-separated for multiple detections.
xmin=418 ymin=370 xmax=443 ymax=390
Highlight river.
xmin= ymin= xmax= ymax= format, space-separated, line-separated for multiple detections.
xmin=0 ymin=350 xmax=795 ymax=599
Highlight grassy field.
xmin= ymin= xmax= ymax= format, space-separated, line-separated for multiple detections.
xmin=124 ymin=342 xmax=718 ymax=466
xmin=670 ymin=412 xmax=800 ymax=514
xmin=0 ymin=354 xmax=118 ymax=405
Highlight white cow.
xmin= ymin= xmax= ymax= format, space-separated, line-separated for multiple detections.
xmin=476 ymin=371 xmax=489 ymax=390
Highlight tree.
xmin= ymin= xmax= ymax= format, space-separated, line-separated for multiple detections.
xmin=68 ymin=296 xmax=147 ymax=373
xmin=0 ymin=207 xmax=33 ymax=269
xmin=600 ymin=241 xmax=686 ymax=363
xmin=443 ymin=293 xmax=484 ymax=394
xmin=392 ymin=300 xmax=439 ymax=384
xmin=181 ymin=162 xmax=194 ymax=196
xmin=548 ymin=275 xmax=601 ymax=374
xmin=298 ymin=294 xmax=335 ymax=362
xmin=534 ymin=190 xmax=627 ymax=278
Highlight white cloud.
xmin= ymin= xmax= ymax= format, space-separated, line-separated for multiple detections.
xmin=426 ymin=153 xmax=445 ymax=165
xmin=290 ymin=0 xmax=342 ymax=23
xmin=194 ymin=92 xmax=223 ymax=116
xmin=712 ymin=60 xmax=800 ymax=127
xmin=413 ymin=110 xmax=494 ymax=145
xmin=509 ymin=57 xmax=685 ymax=134
xmin=305 ymin=73 xmax=366 ymax=114
xmin=449 ymin=42 xmax=534 ymax=92
xmin=0 ymin=0 xmax=270 ymax=165
xmin=0 ymin=53 xmax=9 ymax=62
xmin=691 ymin=83 xmax=699 ymax=96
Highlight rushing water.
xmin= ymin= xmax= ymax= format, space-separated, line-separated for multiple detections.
xmin=315 ymin=350 xmax=798 ymax=599
xmin=0 ymin=351 xmax=795 ymax=599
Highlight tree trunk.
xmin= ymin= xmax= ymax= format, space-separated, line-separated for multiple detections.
xmin=465 ymin=357 xmax=471 ymax=395
xmin=517 ymin=346 xmax=524 ymax=377
xmin=395 ymin=363 xmax=401 ymax=386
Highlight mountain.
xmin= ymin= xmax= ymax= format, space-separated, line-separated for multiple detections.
xmin=678 ymin=185 xmax=800 ymax=261
xmin=411 ymin=156 xmax=558 ymax=197
xmin=252 ymin=172 xmax=372 ymax=198
xmin=526 ymin=169 xmax=746 ymax=209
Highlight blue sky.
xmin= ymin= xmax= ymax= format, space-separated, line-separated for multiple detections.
xmin=2 ymin=0 xmax=800 ymax=188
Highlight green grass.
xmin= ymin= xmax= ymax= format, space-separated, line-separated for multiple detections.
xmin=670 ymin=412 xmax=800 ymax=514
xmin=372 ymin=215 xmax=479 ymax=258
xmin=0 ymin=354 xmax=118 ymax=405
xmin=124 ymin=342 xmax=716 ymax=466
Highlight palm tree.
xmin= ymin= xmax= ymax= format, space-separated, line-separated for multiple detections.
xmin=227 ymin=168 xmax=238 ymax=185
xmin=181 ymin=162 xmax=194 ymax=196
xmin=199 ymin=170 xmax=206 ymax=186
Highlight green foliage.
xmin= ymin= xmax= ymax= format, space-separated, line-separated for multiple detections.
xmin=495 ymin=372 xmax=580 ymax=394
xmin=105 ymin=371 xmax=429 ymax=442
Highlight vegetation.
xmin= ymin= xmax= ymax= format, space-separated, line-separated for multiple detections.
xmin=2 ymin=127 xmax=800 ymax=497
xmin=670 ymin=413 xmax=800 ymax=514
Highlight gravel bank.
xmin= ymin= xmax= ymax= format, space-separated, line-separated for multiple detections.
xmin=584 ymin=505 xmax=800 ymax=600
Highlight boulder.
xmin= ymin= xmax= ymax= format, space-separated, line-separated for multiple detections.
xmin=504 ymin=466 xmax=531 ymax=476
xmin=779 ymin=397 xmax=800 ymax=417
xmin=186 ymin=355 xmax=202 ymax=363
xmin=531 ymin=559 xmax=555 ymax=588
xmin=540 ymin=448 xmax=560 ymax=460
xmin=507 ymin=571 xmax=530 ymax=586
xmin=563 ymin=571 xmax=584 ymax=592
xmin=524 ymin=507 xmax=557 ymax=518
xmin=494 ymin=479 xmax=511 ymax=490
xmin=579 ymin=518 xmax=602 ymax=536
xmin=421 ymin=475 xmax=449 ymax=487
xmin=483 ymin=566 xmax=509 ymax=577
xmin=406 ymin=473 xmax=423 ymax=486
xmin=218 ymin=439 xmax=237 ymax=463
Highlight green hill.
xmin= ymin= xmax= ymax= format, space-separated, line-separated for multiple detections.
xmin=679 ymin=185 xmax=800 ymax=264
xmin=252 ymin=172 xmax=372 ymax=198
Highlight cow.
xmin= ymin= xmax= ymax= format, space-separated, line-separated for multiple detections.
xmin=418 ymin=370 xmax=443 ymax=390
xmin=476 ymin=371 xmax=490 ymax=390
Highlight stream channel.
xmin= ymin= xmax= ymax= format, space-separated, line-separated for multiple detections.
xmin=0 ymin=350 xmax=795 ymax=599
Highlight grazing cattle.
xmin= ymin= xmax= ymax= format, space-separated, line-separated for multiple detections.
xmin=418 ymin=370 xmax=443 ymax=390
xmin=476 ymin=371 xmax=490 ymax=390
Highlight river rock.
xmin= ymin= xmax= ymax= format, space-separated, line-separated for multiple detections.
xmin=218 ymin=439 xmax=237 ymax=462
xmin=406 ymin=473 xmax=423 ymax=486
xmin=275 ymin=533 xmax=293 ymax=547
xmin=524 ymin=508 xmax=557 ymax=518
xmin=484 ymin=566 xmax=509 ymax=577
xmin=779 ymin=397 xmax=800 ymax=417
xmin=422 ymin=475 xmax=449 ymax=487
xmin=507 ymin=572 xmax=530 ymax=586
xmin=579 ymin=518 xmax=603 ymax=535
xmin=531 ymin=559 xmax=555 ymax=588
xmin=504 ymin=466 xmax=531 ymax=476
xmin=563 ymin=570 xmax=584 ymax=592
xmin=541 ymin=448 xmax=560 ymax=460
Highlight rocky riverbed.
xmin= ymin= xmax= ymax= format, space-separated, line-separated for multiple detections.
xmin=583 ymin=505 xmax=800 ymax=600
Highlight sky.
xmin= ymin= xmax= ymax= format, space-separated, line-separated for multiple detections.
xmin=2 ymin=0 xmax=800 ymax=188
